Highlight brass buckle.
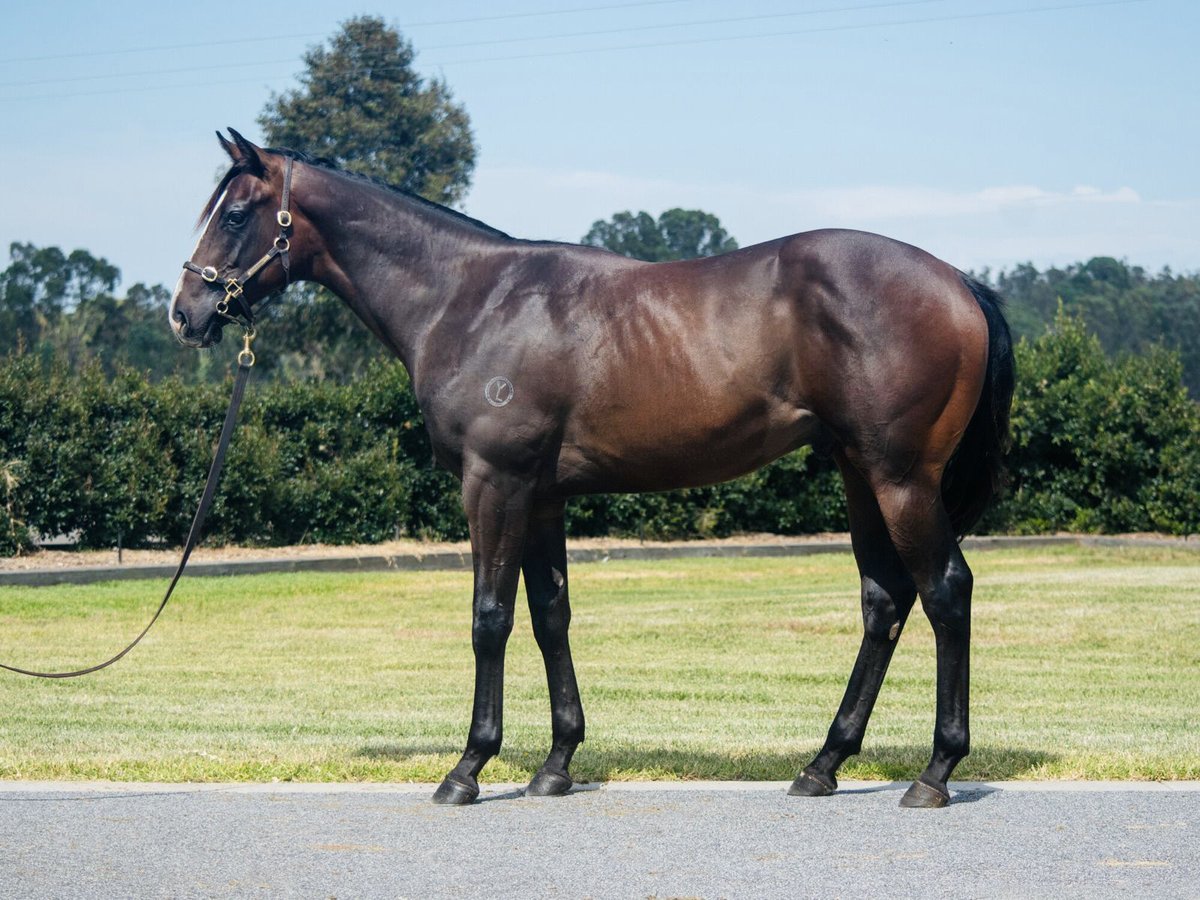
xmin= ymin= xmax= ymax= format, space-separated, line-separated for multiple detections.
xmin=200 ymin=265 xmax=219 ymax=283
xmin=276 ymin=210 xmax=292 ymax=228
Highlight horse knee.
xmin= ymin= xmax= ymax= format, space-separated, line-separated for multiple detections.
xmin=472 ymin=597 xmax=514 ymax=653
xmin=919 ymin=559 xmax=973 ymax=634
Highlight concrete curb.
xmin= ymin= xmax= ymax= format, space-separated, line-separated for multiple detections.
xmin=1 ymin=779 xmax=1199 ymax=796
xmin=1 ymin=534 xmax=1196 ymax=588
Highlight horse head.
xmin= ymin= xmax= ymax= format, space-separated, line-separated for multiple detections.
xmin=170 ymin=129 xmax=301 ymax=348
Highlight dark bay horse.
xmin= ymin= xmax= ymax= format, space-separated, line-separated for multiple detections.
xmin=171 ymin=130 xmax=1014 ymax=808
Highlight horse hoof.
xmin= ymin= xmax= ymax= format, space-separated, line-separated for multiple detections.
xmin=431 ymin=775 xmax=479 ymax=805
xmin=526 ymin=769 xmax=573 ymax=797
xmin=899 ymin=778 xmax=950 ymax=808
xmin=788 ymin=769 xmax=837 ymax=797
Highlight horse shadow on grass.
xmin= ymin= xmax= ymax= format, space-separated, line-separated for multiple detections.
xmin=354 ymin=741 xmax=1057 ymax=805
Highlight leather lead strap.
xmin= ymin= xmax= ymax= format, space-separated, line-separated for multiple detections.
xmin=1 ymin=357 xmax=254 ymax=679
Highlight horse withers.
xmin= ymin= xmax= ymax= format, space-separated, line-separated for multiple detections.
xmin=171 ymin=129 xmax=1014 ymax=808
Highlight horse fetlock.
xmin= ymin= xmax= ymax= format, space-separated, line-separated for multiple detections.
xmin=551 ymin=709 xmax=585 ymax=744
xmin=465 ymin=731 xmax=503 ymax=763
xmin=935 ymin=724 xmax=970 ymax=762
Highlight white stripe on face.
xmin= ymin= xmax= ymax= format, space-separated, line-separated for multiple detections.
xmin=170 ymin=188 xmax=228 ymax=332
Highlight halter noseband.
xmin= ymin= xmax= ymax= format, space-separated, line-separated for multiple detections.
xmin=182 ymin=156 xmax=294 ymax=329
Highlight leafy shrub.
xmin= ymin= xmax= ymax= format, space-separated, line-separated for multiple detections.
xmin=985 ymin=308 xmax=1200 ymax=534
xmin=567 ymin=448 xmax=845 ymax=540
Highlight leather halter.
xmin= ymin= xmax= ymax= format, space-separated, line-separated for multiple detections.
xmin=182 ymin=156 xmax=294 ymax=328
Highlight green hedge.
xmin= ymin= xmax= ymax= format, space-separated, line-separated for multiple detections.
xmin=985 ymin=309 xmax=1200 ymax=535
xmin=0 ymin=357 xmax=462 ymax=553
xmin=1 ymin=309 xmax=1197 ymax=555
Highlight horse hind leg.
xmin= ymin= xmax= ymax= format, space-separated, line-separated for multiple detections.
xmin=791 ymin=459 xmax=918 ymax=797
xmin=522 ymin=501 xmax=585 ymax=796
xmin=871 ymin=469 xmax=974 ymax=808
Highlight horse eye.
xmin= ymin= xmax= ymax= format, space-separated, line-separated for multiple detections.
xmin=225 ymin=210 xmax=247 ymax=227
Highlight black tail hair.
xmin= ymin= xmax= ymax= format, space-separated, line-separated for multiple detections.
xmin=941 ymin=274 xmax=1015 ymax=536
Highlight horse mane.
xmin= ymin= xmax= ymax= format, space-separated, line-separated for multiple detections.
xmin=197 ymin=146 xmax=510 ymax=240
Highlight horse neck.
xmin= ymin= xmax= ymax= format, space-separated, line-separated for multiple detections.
xmin=298 ymin=165 xmax=511 ymax=377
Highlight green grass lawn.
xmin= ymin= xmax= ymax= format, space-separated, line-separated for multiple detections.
xmin=1 ymin=545 xmax=1197 ymax=783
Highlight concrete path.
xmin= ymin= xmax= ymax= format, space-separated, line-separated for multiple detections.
xmin=1 ymin=780 xmax=1198 ymax=898
xmin=5 ymin=534 xmax=1196 ymax=587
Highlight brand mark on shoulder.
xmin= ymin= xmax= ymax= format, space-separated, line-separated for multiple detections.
xmin=484 ymin=376 xmax=514 ymax=407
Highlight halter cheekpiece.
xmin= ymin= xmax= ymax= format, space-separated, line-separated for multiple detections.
xmin=181 ymin=155 xmax=294 ymax=329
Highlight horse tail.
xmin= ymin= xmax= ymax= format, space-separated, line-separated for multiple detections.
xmin=941 ymin=273 xmax=1015 ymax=537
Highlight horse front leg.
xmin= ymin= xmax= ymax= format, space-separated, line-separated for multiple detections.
xmin=522 ymin=501 xmax=585 ymax=796
xmin=432 ymin=467 xmax=533 ymax=805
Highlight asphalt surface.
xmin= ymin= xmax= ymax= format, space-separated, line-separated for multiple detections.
xmin=1 ymin=781 xmax=1197 ymax=898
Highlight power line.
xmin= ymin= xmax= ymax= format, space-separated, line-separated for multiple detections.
xmin=0 ymin=58 xmax=297 ymax=90
xmin=426 ymin=0 xmax=1149 ymax=65
xmin=0 ymin=0 xmax=700 ymax=65
xmin=420 ymin=0 xmax=945 ymax=52
xmin=0 ymin=31 xmax=324 ymax=67
xmin=405 ymin=0 xmax=700 ymax=29
xmin=0 ymin=72 xmax=300 ymax=103
xmin=0 ymin=0 xmax=1149 ymax=103
xmin=0 ymin=0 xmax=941 ymax=89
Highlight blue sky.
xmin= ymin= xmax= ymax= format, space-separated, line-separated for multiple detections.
xmin=1 ymin=0 xmax=1196 ymax=289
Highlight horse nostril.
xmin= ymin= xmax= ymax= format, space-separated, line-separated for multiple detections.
xmin=173 ymin=307 xmax=188 ymax=329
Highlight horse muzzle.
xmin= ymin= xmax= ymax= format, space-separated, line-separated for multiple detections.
xmin=171 ymin=304 xmax=224 ymax=348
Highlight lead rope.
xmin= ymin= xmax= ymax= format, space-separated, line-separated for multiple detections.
xmin=1 ymin=330 xmax=257 ymax=679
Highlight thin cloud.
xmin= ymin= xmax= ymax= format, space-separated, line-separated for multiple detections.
xmin=467 ymin=165 xmax=1192 ymax=273
xmin=791 ymin=184 xmax=1142 ymax=221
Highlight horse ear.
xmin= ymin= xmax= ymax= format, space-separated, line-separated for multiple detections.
xmin=216 ymin=130 xmax=238 ymax=163
xmin=224 ymin=127 xmax=267 ymax=178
